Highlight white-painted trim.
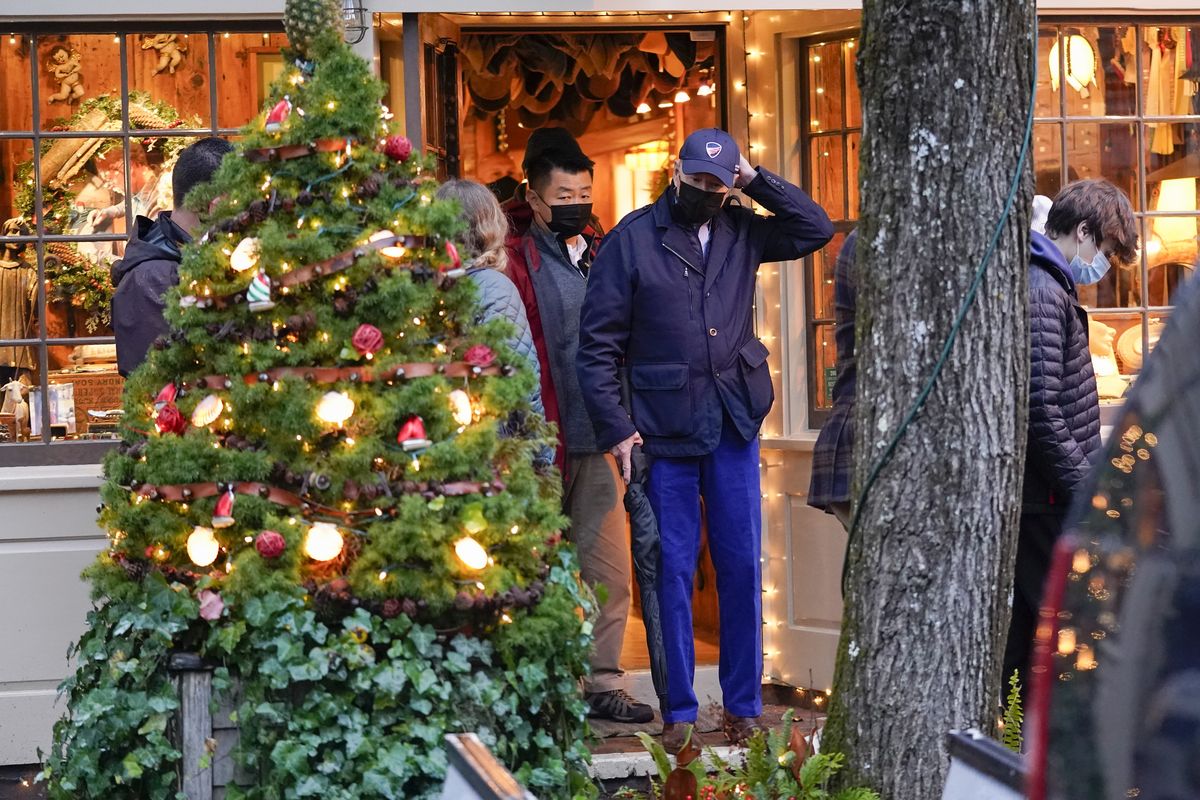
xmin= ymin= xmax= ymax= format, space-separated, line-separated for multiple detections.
xmin=0 ymin=464 xmax=104 ymax=493
xmin=760 ymin=433 xmax=818 ymax=452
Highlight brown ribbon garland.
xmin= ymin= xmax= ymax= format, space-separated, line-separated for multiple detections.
xmin=243 ymin=136 xmax=355 ymax=164
xmin=186 ymin=360 xmax=504 ymax=392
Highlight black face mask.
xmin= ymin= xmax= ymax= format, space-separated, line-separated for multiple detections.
xmin=673 ymin=181 xmax=727 ymax=226
xmin=542 ymin=201 xmax=593 ymax=239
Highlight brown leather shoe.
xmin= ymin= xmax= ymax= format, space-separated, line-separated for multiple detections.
xmin=662 ymin=724 xmax=705 ymax=762
xmin=722 ymin=710 xmax=769 ymax=745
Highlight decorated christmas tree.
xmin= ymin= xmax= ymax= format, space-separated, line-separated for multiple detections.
xmin=41 ymin=4 xmax=595 ymax=798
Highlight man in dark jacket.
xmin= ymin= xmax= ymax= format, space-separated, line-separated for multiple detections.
xmin=111 ymin=137 xmax=233 ymax=376
xmin=576 ymin=128 xmax=833 ymax=751
xmin=1003 ymin=179 xmax=1138 ymax=694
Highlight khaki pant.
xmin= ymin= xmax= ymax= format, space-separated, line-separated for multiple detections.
xmin=564 ymin=452 xmax=631 ymax=693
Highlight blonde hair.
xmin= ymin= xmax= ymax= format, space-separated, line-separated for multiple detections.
xmin=435 ymin=179 xmax=509 ymax=272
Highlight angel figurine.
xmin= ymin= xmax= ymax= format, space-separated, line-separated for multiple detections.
xmin=46 ymin=46 xmax=85 ymax=104
xmin=141 ymin=33 xmax=187 ymax=75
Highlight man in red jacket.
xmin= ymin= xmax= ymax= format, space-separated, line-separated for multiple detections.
xmin=504 ymin=133 xmax=651 ymax=725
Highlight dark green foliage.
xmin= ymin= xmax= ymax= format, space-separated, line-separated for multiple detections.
xmin=45 ymin=19 xmax=594 ymax=800
xmin=1001 ymin=670 xmax=1023 ymax=753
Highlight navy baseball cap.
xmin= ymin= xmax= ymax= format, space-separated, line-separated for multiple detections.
xmin=678 ymin=128 xmax=739 ymax=188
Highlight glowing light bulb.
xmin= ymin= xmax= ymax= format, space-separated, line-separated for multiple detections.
xmin=187 ymin=526 xmax=219 ymax=567
xmin=304 ymin=522 xmax=344 ymax=561
xmin=696 ymin=82 xmax=714 ymax=97
xmin=316 ymin=391 xmax=354 ymax=425
xmin=636 ymin=101 xmax=652 ymax=114
xmin=454 ymin=536 xmax=488 ymax=571
xmin=230 ymin=237 xmax=261 ymax=273
xmin=448 ymin=389 xmax=473 ymax=427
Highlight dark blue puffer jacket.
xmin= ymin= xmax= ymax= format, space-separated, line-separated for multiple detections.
xmin=1024 ymin=232 xmax=1102 ymax=511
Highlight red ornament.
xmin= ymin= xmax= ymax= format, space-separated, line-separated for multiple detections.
xmin=265 ymin=97 xmax=292 ymax=132
xmin=212 ymin=490 xmax=236 ymax=529
xmin=381 ymin=598 xmax=402 ymax=619
xmin=444 ymin=240 xmax=462 ymax=270
xmin=464 ymin=345 xmax=496 ymax=368
xmin=351 ymin=323 xmax=384 ymax=356
xmin=255 ymin=530 xmax=286 ymax=559
xmin=397 ymin=415 xmax=432 ymax=451
xmin=154 ymin=382 xmax=177 ymax=410
xmin=383 ymin=135 xmax=412 ymax=162
xmin=154 ymin=402 xmax=188 ymax=435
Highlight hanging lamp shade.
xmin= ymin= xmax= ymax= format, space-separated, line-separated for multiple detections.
xmin=1048 ymin=34 xmax=1096 ymax=96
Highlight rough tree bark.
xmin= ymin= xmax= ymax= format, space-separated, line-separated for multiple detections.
xmin=821 ymin=1 xmax=1035 ymax=797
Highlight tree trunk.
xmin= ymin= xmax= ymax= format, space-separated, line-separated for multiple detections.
xmin=822 ymin=1 xmax=1035 ymax=797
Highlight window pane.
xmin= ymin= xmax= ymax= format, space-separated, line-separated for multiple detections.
xmin=1078 ymin=257 xmax=1144 ymax=310
xmin=810 ymin=135 xmax=845 ymax=220
xmin=812 ymin=322 xmax=838 ymax=411
xmin=38 ymin=137 xmax=125 ymax=236
xmin=1034 ymin=123 xmax=1064 ymax=197
xmin=28 ymin=367 xmax=125 ymax=442
xmin=128 ymin=136 xmax=193 ymax=221
xmin=1 ymin=35 xmax=34 ymax=132
xmin=1145 ymin=213 xmax=1198 ymax=306
xmin=1140 ymin=26 xmax=1200 ymax=123
xmin=1066 ymin=121 xmax=1139 ymax=211
xmin=216 ymin=32 xmax=289 ymax=130
xmin=1037 ymin=27 xmax=1062 ymax=118
xmin=843 ymin=38 xmax=861 ymax=129
xmin=38 ymin=35 xmax=123 ymax=132
xmin=1060 ymin=26 xmax=1135 ymax=118
xmin=1089 ymin=313 xmax=1144 ymax=403
xmin=127 ymin=33 xmax=211 ymax=128
xmin=846 ymin=131 xmax=860 ymax=220
xmin=1 ymin=139 xmax=37 ymax=226
xmin=807 ymin=41 xmax=843 ymax=134
xmin=809 ymin=230 xmax=848 ymax=322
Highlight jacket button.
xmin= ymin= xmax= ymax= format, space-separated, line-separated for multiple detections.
xmin=714 ymin=371 xmax=720 ymax=378
xmin=709 ymin=327 xmax=718 ymax=336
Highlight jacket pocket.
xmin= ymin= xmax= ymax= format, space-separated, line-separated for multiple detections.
xmin=630 ymin=362 xmax=695 ymax=438
xmin=738 ymin=338 xmax=774 ymax=419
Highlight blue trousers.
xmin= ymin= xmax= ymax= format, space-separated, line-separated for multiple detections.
xmin=647 ymin=421 xmax=762 ymax=723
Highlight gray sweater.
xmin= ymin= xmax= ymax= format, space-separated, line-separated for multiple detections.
xmin=526 ymin=224 xmax=598 ymax=455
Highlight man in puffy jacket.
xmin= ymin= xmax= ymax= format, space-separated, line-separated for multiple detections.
xmin=576 ymin=128 xmax=832 ymax=751
xmin=1003 ymin=179 xmax=1137 ymax=694
xmin=111 ymin=137 xmax=233 ymax=376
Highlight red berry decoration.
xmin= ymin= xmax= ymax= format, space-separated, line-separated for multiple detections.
xmin=154 ymin=402 xmax=188 ymax=435
xmin=255 ymin=530 xmax=286 ymax=559
xmin=381 ymin=598 xmax=402 ymax=619
xmin=383 ymin=135 xmax=412 ymax=162
xmin=351 ymin=323 xmax=384 ymax=357
xmin=464 ymin=344 xmax=495 ymax=368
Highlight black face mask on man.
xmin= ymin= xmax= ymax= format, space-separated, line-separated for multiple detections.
xmin=672 ymin=180 xmax=726 ymax=226
xmin=544 ymin=202 xmax=593 ymax=239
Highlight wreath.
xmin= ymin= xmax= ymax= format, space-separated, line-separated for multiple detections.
xmin=15 ymin=92 xmax=199 ymax=333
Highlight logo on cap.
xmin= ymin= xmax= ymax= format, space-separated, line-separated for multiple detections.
xmin=705 ymin=142 xmax=723 ymax=159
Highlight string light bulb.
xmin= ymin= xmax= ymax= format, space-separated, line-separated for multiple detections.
xmin=454 ymin=536 xmax=489 ymax=571
xmin=230 ymin=237 xmax=259 ymax=272
xmin=304 ymin=522 xmax=344 ymax=561
xmin=673 ymin=89 xmax=691 ymax=104
xmin=316 ymin=391 xmax=355 ymax=426
xmin=186 ymin=526 xmax=220 ymax=567
xmin=448 ymin=389 xmax=473 ymax=427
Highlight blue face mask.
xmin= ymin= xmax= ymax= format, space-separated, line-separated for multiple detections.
xmin=1069 ymin=248 xmax=1111 ymax=285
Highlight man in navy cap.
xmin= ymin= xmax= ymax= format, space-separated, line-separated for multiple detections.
xmin=576 ymin=128 xmax=833 ymax=751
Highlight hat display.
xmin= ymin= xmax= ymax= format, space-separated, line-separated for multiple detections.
xmin=1116 ymin=319 xmax=1166 ymax=373
xmin=678 ymin=128 xmax=740 ymax=188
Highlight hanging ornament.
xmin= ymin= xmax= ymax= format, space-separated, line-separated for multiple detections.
xmin=316 ymin=391 xmax=355 ymax=426
xmin=229 ymin=237 xmax=260 ymax=273
xmin=264 ymin=96 xmax=292 ymax=132
xmin=382 ymin=134 xmax=413 ymax=162
xmin=190 ymin=394 xmax=224 ymax=428
xmin=155 ymin=402 xmax=188 ymax=435
xmin=454 ymin=536 xmax=489 ymax=571
xmin=397 ymin=415 xmax=432 ymax=451
xmin=154 ymin=382 xmax=178 ymax=411
xmin=443 ymin=241 xmax=466 ymax=279
xmin=246 ymin=270 xmax=275 ymax=312
xmin=463 ymin=345 xmax=496 ymax=368
xmin=461 ymin=502 xmax=488 ymax=535
xmin=198 ymin=589 xmax=225 ymax=620
xmin=368 ymin=229 xmax=407 ymax=260
xmin=212 ymin=490 xmax=236 ymax=528
xmin=351 ymin=323 xmax=384 ymax=357
xmin=304 ymin=522 xmax=344 ymax=562
xmin=448 ymin=389 xmax=473 ymax=427
xmin=255 ymin=529 xmax=286 ymax=559
xmin=186 ymin=525 xmax=220 ymax=567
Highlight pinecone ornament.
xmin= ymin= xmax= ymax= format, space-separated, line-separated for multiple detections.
xmin=128 ymin=102 xmax=172 ymax=130
xmin=284 ymin=0 xmax=343 ymax=59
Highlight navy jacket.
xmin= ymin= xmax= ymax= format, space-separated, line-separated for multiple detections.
xmin=1025 ymin=231 xmax=1101 ymax=511
xmin=111 ymin=213 xmax=190 ymax=377
xmin=576 ymin=168 xmax=833 ymax=457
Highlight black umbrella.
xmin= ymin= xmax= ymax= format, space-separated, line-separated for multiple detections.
xmin=621 ymin=371 xmax=669 ymax=711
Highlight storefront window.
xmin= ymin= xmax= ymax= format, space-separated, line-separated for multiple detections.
xmin=800 ymin=21 xmax=1200 ymax=428
xmin=0 ymin=24 xmax=284 ymax=462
